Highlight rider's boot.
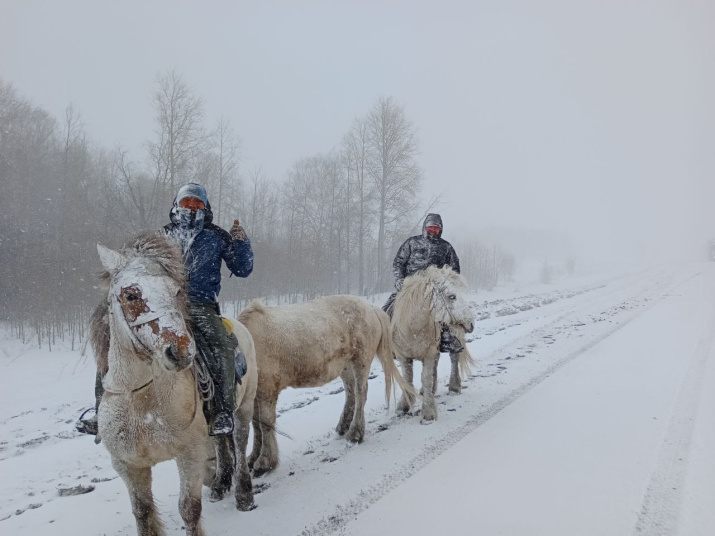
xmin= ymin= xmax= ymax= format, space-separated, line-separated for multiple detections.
xmin=382 ymin=292 xmax=397 ymax=319
xmin=439 ymin=324 xmax=464 ymax=354
xmin=208 ymin=351 xmax=236 ymax=435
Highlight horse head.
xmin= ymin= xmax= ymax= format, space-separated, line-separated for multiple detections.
xmin=97 ymin=235 xmax=195 ymax=372
xmin=424 ymin=266 xmax=474 ymax=334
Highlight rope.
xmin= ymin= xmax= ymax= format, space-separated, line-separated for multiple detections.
xmin=194 ymin=352 xmax=215 ymax=403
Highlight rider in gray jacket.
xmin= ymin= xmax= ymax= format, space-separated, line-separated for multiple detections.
xmin=383 ymin=213 xmax=464 ymax=353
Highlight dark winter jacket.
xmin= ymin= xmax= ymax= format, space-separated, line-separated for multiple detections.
xmin=163 ymin=201 xmax=253 ymax=304
xmin=392 ymin=213 xmax=460 ymax=288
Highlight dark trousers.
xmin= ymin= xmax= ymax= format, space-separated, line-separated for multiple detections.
xmin=190 ymin=302 xmax=236 ymax=416
xmin=383 ymin=292 xmax=397 ymax=318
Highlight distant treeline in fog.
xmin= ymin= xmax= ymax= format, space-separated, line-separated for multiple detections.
xmin=0 ymin=72 xmax=515 ymax=348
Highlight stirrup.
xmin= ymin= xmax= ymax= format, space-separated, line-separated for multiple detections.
xmin=209 ymin=411 xmax=234 ymax=436
xmin=75 ymin=407 xmax=99 ymax=436
xmin=439 ymin=333 xmax=464 ymax=354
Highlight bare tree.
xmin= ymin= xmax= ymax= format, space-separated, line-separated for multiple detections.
xmin=343 ymin=117 xmax=373 ymax=294
xmin=365 ymin=96 xmax=422 ymax=290
xmin=147 ymin=70 xmax=207 ymax=192
xmin=212 ymin=116 xmax=240 ymax=227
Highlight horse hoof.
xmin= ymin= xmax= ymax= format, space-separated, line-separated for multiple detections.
xmin=345 ymin=430 xmax=364 ymax=444
xmin=419 ymin=418 xmax=436 ymax=425
xmin=251 ymin=463 xmax=274 ymax=478
xmin=236 ymin=496 xmax=256 ymax=512
xmin=448 ymin=389 xmax=461 ymax=396
xmin=209 ymin=488 xmax=227 ymax=502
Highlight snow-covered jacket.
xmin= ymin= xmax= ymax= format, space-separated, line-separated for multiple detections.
xmin=163 ymin=202 xmax=253 ymax=304
xmin=392 ymin=213 xmax=460 ymax=288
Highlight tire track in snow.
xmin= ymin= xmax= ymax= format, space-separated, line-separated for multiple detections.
xmin=634 ymin=273 xmax=715 ymax=536
xmin=300 ymin=268 xmax=698 ymax=536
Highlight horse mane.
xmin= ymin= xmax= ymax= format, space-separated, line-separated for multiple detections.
xmin=392 ymin=266 xmax=466 ymax=328
xmin=91 ymin=231 xmax=188 ymax=371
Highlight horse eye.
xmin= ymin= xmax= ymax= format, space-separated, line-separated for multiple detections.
xmin=448 ymin=294 xmax=457 ymax=300
xmin=125 ymin=292 xmax=139 ymax=302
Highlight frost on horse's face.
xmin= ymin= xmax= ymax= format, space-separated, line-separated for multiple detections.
xmin=111 ymin=257 xmax=195 ymax=371
xmin=433 ymin=275 xmax=474 ymax=334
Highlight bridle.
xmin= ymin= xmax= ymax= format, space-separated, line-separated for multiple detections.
xmin=103 ymin=295 xmax=200 ymax=432
xmin=109 ymin=296 xmax=168 ymax=361
xmin=431 ymin=281 xmax=458 ymax=326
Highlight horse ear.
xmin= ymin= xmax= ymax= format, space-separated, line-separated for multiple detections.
xmin=97 ymin=244 xmax=126 ymax=272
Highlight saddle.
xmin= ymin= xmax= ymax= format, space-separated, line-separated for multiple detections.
xmin=221 ymin=317 xmax=248 ymax=383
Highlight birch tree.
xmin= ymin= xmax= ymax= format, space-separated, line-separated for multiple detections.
xmin=366 ymin=96 xmax=422 ymax=289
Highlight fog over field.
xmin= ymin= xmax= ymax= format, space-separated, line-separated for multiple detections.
xmin=2 ymin=0 xmax=713 ymax=267
xmin=4 ymin=4 xmax=715 ymax=536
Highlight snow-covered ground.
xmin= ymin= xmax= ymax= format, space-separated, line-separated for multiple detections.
xmin=2 ymin=262 xmax=713 ymax=535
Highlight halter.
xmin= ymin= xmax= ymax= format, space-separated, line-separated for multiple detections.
xmin=102 ymin=299 xmax=164 ymax=394
xmin=103 ymin=297 xmax=200 ymax=432
xmin=431 ymin=281 xmax=458 ymax=326
xmin=110 ymin=296 xmax=167 ymax=360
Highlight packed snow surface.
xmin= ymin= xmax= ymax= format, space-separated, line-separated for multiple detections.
xmin=2 ymin=263 xmax=714 ymax=535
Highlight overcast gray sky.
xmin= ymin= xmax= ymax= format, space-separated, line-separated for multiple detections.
xmin=2 ymin=0 xmax=713 ymax=261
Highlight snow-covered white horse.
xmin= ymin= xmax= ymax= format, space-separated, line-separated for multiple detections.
xmin=239 ymin=295 xmax=416 ymax=476
xmin=92 ymin=233 xmax=257 ymax=536
xmin=391 ymin=265 xmax=475 ymax=423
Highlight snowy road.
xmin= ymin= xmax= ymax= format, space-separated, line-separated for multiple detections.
xmin=1 ymin=263 xmax=713 ymax=535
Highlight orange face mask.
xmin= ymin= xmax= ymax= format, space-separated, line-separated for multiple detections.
xmin=178 ymin=197 xmax=205 ymax=211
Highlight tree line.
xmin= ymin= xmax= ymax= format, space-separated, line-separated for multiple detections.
xmin=1 ymin=71 xmax=466 ymax=348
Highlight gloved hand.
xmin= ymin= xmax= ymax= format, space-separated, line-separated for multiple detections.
xmin=230 ymin=219 xmax=247 ymax=241
xmin=395 ymin=278 xmax=404 ymax=291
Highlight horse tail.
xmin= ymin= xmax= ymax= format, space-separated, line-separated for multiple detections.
xmin=449 ymin=326 xmax=476 ymax=378
xmin=374 ymin=307 xmax=416 ymax=409
xmin=458 ymin=341 xmax=477 ymax=379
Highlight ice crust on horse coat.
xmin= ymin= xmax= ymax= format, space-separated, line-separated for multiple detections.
xmin=91 ymin=232 xmax=189 ymax=375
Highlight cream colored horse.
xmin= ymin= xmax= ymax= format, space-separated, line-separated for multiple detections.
xmin=240 ymin=295 xmax=415 ymax=476
xmin=392 ymin=266 xmax=475 ymax=423
xmin=93 ymin=234 xmax=257 ymax=536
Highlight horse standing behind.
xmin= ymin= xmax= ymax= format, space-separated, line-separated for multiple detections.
xmin=240 ymin=295 xmax=415 ymax=476
xmin=92 ymin=233 xmax=257 ymax=536
xmin=391 ymin=265 xmax=475 ymax=423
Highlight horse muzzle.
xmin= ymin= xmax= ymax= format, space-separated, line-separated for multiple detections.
xmin=160 ymin=332 xmax=195 ymax=371
xmin=461 ymin=321 xmax=475 ymax=334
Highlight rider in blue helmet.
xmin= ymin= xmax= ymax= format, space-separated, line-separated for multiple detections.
xmin=78 ymin=183 xmax=253 ymax=437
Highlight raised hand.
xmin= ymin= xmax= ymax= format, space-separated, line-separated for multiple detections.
xmin=230 ymin=219 xmax=247 ymax=241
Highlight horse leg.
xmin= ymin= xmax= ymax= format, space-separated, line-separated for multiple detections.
xmin=252 ymin=393 xmax=279 ymax=477
xmin=345 ymin=361 xmax=369 ymax=444
xmin=432 ymin=355 xmax=439 ymax=395
xmin=449 ymin=352 xmax=462 ymax=395
xmin=209 ymin=435 xmax=235 ymax=502
xmin=233 ymin=401 xmax=255 ymax=511
xmin=113 ymin=460 xmax=165 ymax=536
xmin=248 ymin=400 xmax=263 ymax=470
xmin=176 ymin=451 xmax=206 ymax=536
xmin=397 ymin=358 xmax=414 ymax=413
xmin=421 ymin=354 xmax=439 ymax=423
xmin=336 ymin=365 xmax=356 ymax=436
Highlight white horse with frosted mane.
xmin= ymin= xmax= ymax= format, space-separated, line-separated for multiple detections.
xmin=92 ymin=233 xmax=257 ymax=536
xmin=391 ymin=265 xmax=475 ymax=423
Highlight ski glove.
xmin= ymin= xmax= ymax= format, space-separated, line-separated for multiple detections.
xmin=230 ymin=219 xmax=248 ymax=241
xmin=395 ymin=278 xmax=404 ymax=291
